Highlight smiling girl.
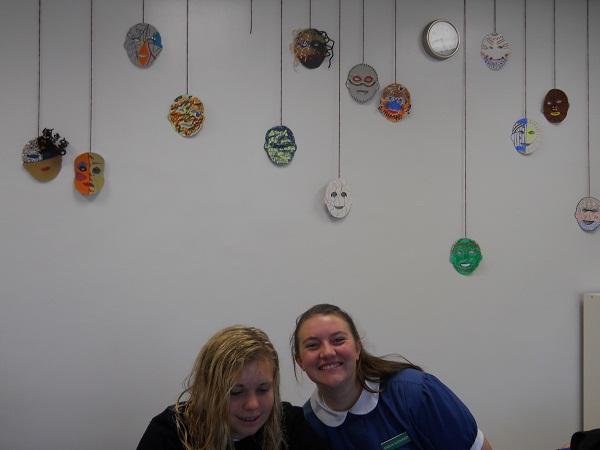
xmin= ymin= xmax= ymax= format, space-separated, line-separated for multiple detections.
xmin=137 ymin=326 xmax=328 ymax=450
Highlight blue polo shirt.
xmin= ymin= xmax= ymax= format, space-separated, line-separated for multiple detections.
xmin=303 ymin=368 xmax=484 ymax=450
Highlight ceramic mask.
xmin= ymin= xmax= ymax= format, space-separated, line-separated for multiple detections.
xmin=324 ymin=178 xmax=351 ymax=219
xmin=74 ymin=152 xmax=105 ymax=196
xmin=22 ymin=129 xmax=68 ymax=182
xmin=450 ymin=238 xmax=482 ymax=275
xmin=480 ymin=32 xmax=511 ymax=70
xmin=124 ymin=22 xmax=163 ymax=68
xmin=346 ymin=63 xmax=379 ymax=103
xmin=543 ymin=88 xmax=569 ymax=124
xmin=264 ymin=126 xmax=297 ymax=165
xmin=511 ymin=117 xmax=540 ymax=155
xmin=575 ymin=196 xmax=600 ymax=232
xmin=293 ymin=28 xmax=334 ymax=69
xmin=168 ymin=95 xmax=205 ymax=137
xmin=378 ymin=83 xmax=411 ymax=122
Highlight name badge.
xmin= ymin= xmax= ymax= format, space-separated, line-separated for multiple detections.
xmin=380 ymin=432 xmax=411 ymax=450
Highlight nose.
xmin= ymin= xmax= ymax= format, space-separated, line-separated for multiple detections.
xmin=320 ymin=342 xmax=336 ymax=358
xmin=243 ymin=393 xmax=260 ymax=410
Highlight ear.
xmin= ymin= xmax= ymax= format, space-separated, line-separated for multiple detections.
xmin=355 ymin=341 xmax=362 ymax=361
xmin=295 ymin=355 xmax=303 ymax=369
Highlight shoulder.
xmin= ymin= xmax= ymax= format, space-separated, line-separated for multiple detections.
xmin=136 ymin=405 xmax=184 ymax=450
xmin=281 ymin=402 xmax=330 ymax=450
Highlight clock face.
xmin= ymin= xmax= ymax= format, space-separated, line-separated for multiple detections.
xmin=425 ymin=20 xmax=460 ymax=59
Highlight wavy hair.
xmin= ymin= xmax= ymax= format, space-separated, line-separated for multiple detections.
xmin=174 ymin=326 xmax=283 ymax=450
xmin=291 ymin=304 xmax=421 ymax=393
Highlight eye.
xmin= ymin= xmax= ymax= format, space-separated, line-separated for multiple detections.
xmin=333 ymin=336 xmax=346 ymax=345
xmin=304 ymin=342 xmax=319 ymax=350
xmin=352 ymin=75 xmax=362 ymax=82
xmin=341 ymin=192 xmax=347 ymax=197
xmin=92 ymin=167 xmax=101 ymax=175
xmin=528 ymin=130 xmax=535 ymax=135
xmin=364 ymin=75 xmax=373 ymax=83
xmin=556 ymin=99 xmax=562 ymax=104
xmin=230 ymin=388 xmax=243 ymax=396
xmin=78 ymin=164 xmax=88 ymax=172
xmin=331 ymin=192 xmax=338 ymax=198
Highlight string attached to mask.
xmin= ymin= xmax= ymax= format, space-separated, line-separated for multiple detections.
xmin=450 ymin=0 xmax=483 ymax=276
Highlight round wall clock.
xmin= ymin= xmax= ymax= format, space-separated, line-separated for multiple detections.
xmin=423 ymin=19 xmax=460 ymax=59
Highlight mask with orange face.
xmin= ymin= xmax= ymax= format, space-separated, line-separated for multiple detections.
xmin=74 ymin=152 xmax=105 ymax=196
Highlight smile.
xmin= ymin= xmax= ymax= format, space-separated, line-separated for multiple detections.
xmin=237 ymin=415 xmax=260 ymax=423
xmin=550 ymin=112 xmax=560 ymax=116
xmin=460 ymin=263 xmax=471 ymax=268
xmin=319 ymin=362 xmax=342 ymax=370
xmin=334 ymin=206 xmax=344 ymax=209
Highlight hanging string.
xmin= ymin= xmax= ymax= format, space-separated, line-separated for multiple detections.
xmin=394 ymin=0 xmax=397 ymax=83
xmin=142 ymin=0 xmax=145 ymax=23
xmin=338 ymin=0 xmax=341 ymax=179
xmin=89 ymin=0 xmax=93 ymax=153
xmin=553 ymin=0 xmax=556 ymax=88
xmin=524 ymin=0 xmax=527 ymax=118
xmin=361 ymin=0 xmax=365 ymax=63
xmin=250 ymin=0 xmax=253 ymax=34
xmin=37 ymin=0 xmax=41 ymax=136
xmin=586 ymin=0 xmax=591 ymax=196
xmin=309 ymin=0 xmax=312 ymax=29
xmin=493 ymin=0 xmax=496 ymax=34
xmin=280 ymin=0 xmax=283 ymax=125
xmin=186 ymin=0 xmax=189 ymax=95
xmin=463 ymin=0 xmax=468 ymax=238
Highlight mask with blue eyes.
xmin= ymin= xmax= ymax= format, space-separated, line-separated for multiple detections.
xmin=511 ymin=117 xmax=541 ymax=155
xmin=124 ymin=22 xmax=163 ymax=68
xmin=378 ymin=83 xmax=411 ymax=122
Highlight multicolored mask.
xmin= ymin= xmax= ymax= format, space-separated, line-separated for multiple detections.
xmin=575 ymin=196 xmax=600 ymax=232
xmin=543 ymin=88 xmax=569 ymax=123
xmin=22 ymin=128 xmax=68 ymax=182
xmin=168 ymin=95 xmax=205 ymax=137
xmin=378 ymin=83 xmax=411 ymax=122
xmin=124 ymin=22 xmax=163 ymax=68
xmin=324 ymin=178 xmax=351 ymax=219
xmin=511 ymin=117 xmax=541 ymax=155
xmin=292 ymin=28 xmax=334 ymax=69
xmin=74 ymin=152 xmax=105 ymax=196
xmin=480 ymin=32 xmax=511 ymax=70
xmin=450 ymin=238 xmax=482 ymax=275
xmin=264 ymin=126 xmax=297 ymax=165
xmin=346 ymin=63 xmax=379 ymax=103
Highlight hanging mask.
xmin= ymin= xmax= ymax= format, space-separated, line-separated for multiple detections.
xmin=574 ymin=196 xmax=600 ymax=232
xmin=74 ymin=152 xmax=105 ymax=196
xmin=264 ymin=126 xmax=297 ymax=165
xmin=450 ymin=238 xmax=482 ymax=275
xmin=511 ymin=117 xmax=541 ymax=155
xmin=324 ymin=178 xmax=351 ymax=219
xmin=346 ymin=63 xmax=379 ymax=103
xmin=480 ymin=32 xmax=511 ymax=70
xmin=168 ymin=95 xmax=205 ymax=137
xmin=292 ymin=28 xmax=334 ymax=69
xmin=378 ymin=83 xmax=411 ymax=122
xmin=22 ymin=128 xmax=68 ymax=182
xmin=543 ymin=88 xmax=569 ymax=124
xmin=124 ymin=22 xmax=163 ymax=68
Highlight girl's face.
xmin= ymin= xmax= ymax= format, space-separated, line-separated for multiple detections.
xmin=295 ymin=314 xmax=361 ymax=395
xmin=228 ymin=359 xmax=274 ymax=440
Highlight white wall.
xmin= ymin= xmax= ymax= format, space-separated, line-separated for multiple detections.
xmin=1 ymin=0 xmax=598 ymax=449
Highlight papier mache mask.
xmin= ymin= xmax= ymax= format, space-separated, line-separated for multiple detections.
xmin=74 ymin=152 xmax=105 ymax=196
xmin=22 ymin=128 xmax=68 ymax=182
xmin=124 ymin=22 xmax=163 ymax=68
xmin=480 ymin=32 xmax=511 ymax=70
xmin=168 ymin=95 xmax=205 ymax=137
xmin=292 ymin=28 xmax=334 ymax=69
xmin=378 ymin=83 xmax=411 ymax=122
xmin=346 ymin=63 xmax=379 ymax=103
xmin=450 ymin=238 xmax=482 ymax=275
xmin=574 ymin=196 xmax=600 ymax=232
xmin=543 ymin=88 xmax=569 ymax=124
xmin=511 ymin=117 xmax=541 ymax=155
xmin=264 ymin=126 xmax=297 ymax=165
xmin=324 ymin=178 xmax=351 ymax=219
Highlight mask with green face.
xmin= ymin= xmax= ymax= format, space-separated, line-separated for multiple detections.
xmin=450 ymin=238 xmax=482 ymax=275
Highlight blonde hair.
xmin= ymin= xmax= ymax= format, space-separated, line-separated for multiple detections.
xmin=174 ymin=326 xmax=283 ymax=450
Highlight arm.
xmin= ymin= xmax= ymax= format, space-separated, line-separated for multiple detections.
xmin=481 ymin=436 xmax=493 ymax=450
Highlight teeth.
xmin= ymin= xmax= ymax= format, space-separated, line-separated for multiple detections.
xmin=320 ymin=363 xmax=341 ymax=370
xmin=240 ymin=416 xmax=259 ymax=422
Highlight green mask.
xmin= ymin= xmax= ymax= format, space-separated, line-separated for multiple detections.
xmin=450 ymin=238 xmax=482 ymax=275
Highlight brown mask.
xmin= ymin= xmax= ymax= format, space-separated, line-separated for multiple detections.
xmin=543 ymin=88 xmax=569 ymax=123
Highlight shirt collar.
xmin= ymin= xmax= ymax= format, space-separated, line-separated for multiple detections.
xmin=309 ymin=379 xmax=380 ymax=427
